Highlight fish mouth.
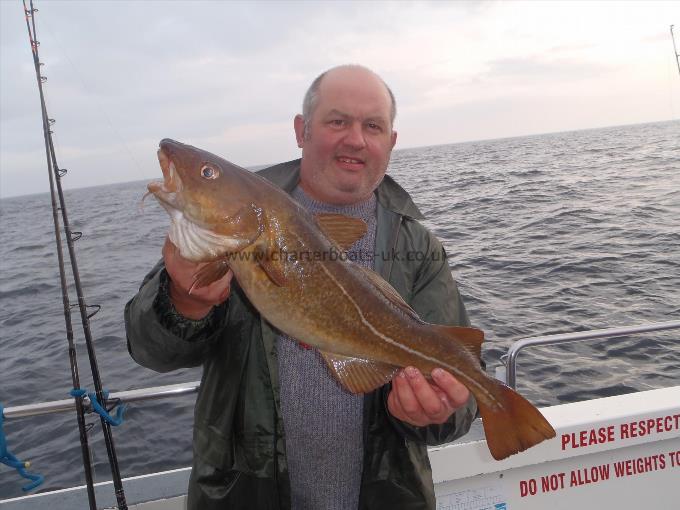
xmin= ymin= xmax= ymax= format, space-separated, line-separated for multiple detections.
xmin=146 ymin=147 xmax=184 ymax=211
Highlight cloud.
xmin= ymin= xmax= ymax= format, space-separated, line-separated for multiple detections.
xmin=1 ymin=0 xmax=679 ymax=198
xmin=642 ymin=32 xmax=673 ymax=44
xmin=484 ymin=56 xmax=614 ymax=79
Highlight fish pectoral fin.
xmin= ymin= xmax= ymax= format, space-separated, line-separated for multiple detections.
xmin=225 ymin=202 xmax=265 ymax=246
xmin=319 ymin=351 xmax=400 ymax=394
xmin=191 ymin=258 xmax=231 ymax=292
xmin=315 ymin=214 xmax=368 ymax=250
xmin=430 ymin=325 xmax=484 ymax=367
xmin=356 ymin=266 xmax=421 ymax=321
xmin=253 ymin=242 xmax=288 ymax=286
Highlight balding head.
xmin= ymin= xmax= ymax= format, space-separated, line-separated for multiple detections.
xmin=301 ymin=65 xmax=396 ymax=139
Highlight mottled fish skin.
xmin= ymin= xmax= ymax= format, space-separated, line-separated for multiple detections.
xmin=148 ymin=138 xmax=556 ymax=460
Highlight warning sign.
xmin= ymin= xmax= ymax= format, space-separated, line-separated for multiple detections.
xmin=560 ymin=413 xmax=680 ymax=451
xmin=519 ymin=449 xmax=679 ymax=497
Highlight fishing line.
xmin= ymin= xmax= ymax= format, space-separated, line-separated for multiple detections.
xmin=37 ymin=7 xmax=145 ymax=176
xmin=22 ymin=1 xmax=128 ymax=509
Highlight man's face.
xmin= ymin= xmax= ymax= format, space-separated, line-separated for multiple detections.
xmin=295 ymin=68 xmax=397 ymax=205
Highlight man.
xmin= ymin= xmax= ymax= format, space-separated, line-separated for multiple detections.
xmin=125 ymin=65 xmax=479 ymax=510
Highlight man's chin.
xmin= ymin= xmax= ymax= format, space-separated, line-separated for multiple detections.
xmin=331 ymin=182 xmax=377 ymax=204
xmin=334 ymin=179 xmax=368 ymax=197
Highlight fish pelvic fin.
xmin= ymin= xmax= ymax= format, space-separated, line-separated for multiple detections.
xmin=191 ymin=258 xmax=231 ymax=292
xmin=430 ymin=325 xmax=484 ymax=367
xmin=477 ymin=383 xmax=556 ymax=460
xmin=319 ymin=351 xmax=400 ymax=394
xmin=253 ymin=241 xmax=288 ymax=286
xmin=315 ymin=214 xmax=368 ymax=251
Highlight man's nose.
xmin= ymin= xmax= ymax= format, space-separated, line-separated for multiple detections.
xmin=343 ymin=123 xmax=367 ymax=150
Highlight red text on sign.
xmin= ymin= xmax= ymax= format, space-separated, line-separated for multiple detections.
xmin=669 ymin=450 xmax=680 ymax=467
xmin=561 ymin=426 xmax=615 ymax=450
xmin=541 ymin=472 xmax=566 ymax=492
xmin=619 ymin=414 xmax=680 ymax=439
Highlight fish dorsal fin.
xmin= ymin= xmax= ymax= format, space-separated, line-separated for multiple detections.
xmin=315 ymin=213 xmax=368 ymax=250
xmin=191 ymin=258 xmax=231 ymax=292
xmin=356 ymin=265 xmax=421 ymax=321
xmin=430 ymin=325 xmax=484 ymax=367
xmin=319 ymin=351 xmax=401 ymax=394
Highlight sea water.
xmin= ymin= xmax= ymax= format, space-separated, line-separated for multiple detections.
xmin=1 ymin=120 xmax=678 ymax=497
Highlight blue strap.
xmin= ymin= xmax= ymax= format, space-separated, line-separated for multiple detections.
xmin=0 ymin=404 xmax=44 ymax=492
xmin=70 ymin=388 xmax=126 ymax=426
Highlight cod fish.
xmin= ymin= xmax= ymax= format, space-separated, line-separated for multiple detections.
xmin=147 ymin=138 xmax=556 ymax=461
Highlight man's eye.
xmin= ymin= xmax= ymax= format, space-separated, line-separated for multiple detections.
xmin=367 ymin=123 xmax=382 ymax=131
xmin=329 ymin=119 xmax=345 ymax=127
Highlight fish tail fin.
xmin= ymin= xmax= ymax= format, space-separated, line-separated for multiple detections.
xmin=476 ymin=382 xmax=556 ymax=460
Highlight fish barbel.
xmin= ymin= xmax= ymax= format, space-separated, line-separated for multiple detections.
xmin=147 ymin=138 xmax=556 ymax=460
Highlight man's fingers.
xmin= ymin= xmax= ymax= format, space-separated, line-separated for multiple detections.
xmin=214 ymin=270 xmax=234 ymax=302
xmin=431 ymin=386 xmax=454 ymax=409
xmin=162 ymin=236 xmax=232 ymax=315
xmin=388 ymin=369 xmax=456 ymax=426
xmin=431 ymin=368 xmax=470 ymax=409
xmin=387 ymin=367 xmax=471 ymax=427
xmin=403 ymin=367 xmax=445 ymax=417
xmin=387 ymin=381 xmax=405 ymax=419
xmin=162 ymin=236 xmax=175 ymax=260
xmin=163 ymin=237 xmax=227 ymax=296
xmin=392 ymin=371 xmax=429 ymax=425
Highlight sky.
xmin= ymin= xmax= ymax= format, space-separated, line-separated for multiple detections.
xmin=1 ymin=0 xmax=678 ymax=198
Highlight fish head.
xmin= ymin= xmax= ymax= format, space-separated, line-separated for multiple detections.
xmin=147 ymin=139 xmax=263 ymax=262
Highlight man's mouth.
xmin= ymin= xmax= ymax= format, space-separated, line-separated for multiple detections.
xmin=336 ymin=155 xmax=365 ymax=169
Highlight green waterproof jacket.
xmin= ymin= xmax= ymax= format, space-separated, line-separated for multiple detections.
xmin=125 ymin=160 xmax=479 ymax=510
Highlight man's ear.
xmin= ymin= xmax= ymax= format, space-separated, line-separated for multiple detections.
xmin=390 ymin=130 xmax=397 ymax=149
xmin=294 ymin=114 xmax=305 ymax=148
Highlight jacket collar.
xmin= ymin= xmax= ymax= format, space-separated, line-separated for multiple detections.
xmin=256 ymin=158 xmax=425 ymax=220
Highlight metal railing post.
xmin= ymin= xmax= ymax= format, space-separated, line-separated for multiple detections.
xmin=2 ymin=382 xmax=201 ymax=420
xmin=505 ymin=320 xmax=680 ymax=389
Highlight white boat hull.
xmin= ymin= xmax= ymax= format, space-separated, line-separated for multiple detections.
xmin=2 ymin=386 xmax=679 ymax=509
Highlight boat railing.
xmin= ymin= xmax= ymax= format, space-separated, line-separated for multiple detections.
xmin=3 ymin=320 xmax=680 ymax=420
xmin=501 ymin=319 xmax=680 ymax=389
xmin=2 ymin=382 xmax=200 ymax=420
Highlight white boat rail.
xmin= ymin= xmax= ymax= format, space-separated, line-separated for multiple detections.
xmin=4 ymin=320 xmax=679 ymax=420
xmin=503 ymin=319 xmax=680 ymax=389
xmin=2 ymin=382 xmax=200 ymax=420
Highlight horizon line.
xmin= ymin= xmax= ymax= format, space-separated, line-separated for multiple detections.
xmin=1 ymin=117 xmax=678 ymax=200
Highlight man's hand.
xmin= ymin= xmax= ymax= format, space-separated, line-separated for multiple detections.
xmin=163 ymin=237 xmax=233 ymax=320
xmin=387 ymin=367 xmax=470 ymax=427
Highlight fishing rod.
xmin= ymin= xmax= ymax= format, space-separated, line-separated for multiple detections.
xmin=21 ymin=2 xmax=128 ymax=508
xmin=20 ymin=4 xmax=97 ymax=508
xmin=672 ymin=25 xmax=680 ymax=79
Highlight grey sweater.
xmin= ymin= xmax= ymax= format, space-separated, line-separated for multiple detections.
xmin=277 ymin=186 xmax=377 ymax=510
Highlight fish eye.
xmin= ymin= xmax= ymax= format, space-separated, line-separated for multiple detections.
xmin=201 ymin=164 xmax=219 ymax=179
